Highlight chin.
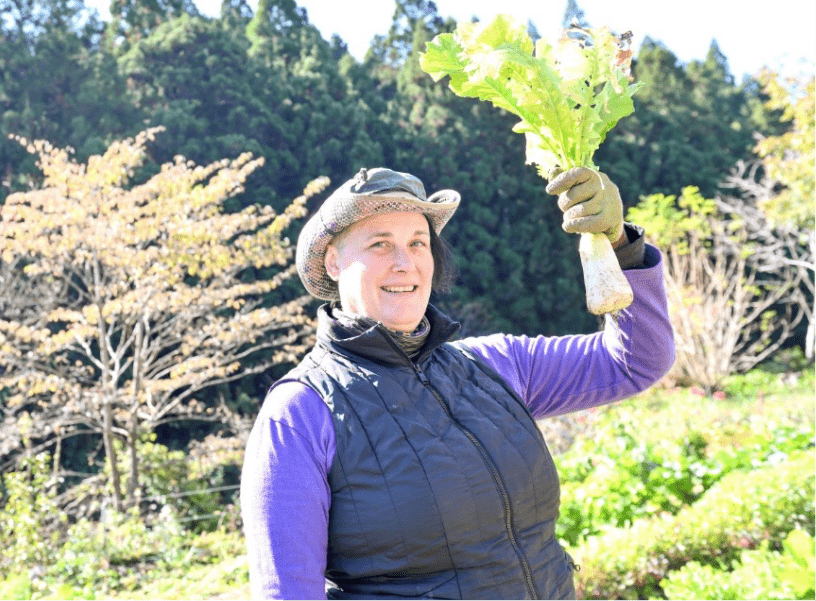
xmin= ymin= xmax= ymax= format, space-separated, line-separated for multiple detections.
xmin=384 ymin=315 xmax=424 ymax=333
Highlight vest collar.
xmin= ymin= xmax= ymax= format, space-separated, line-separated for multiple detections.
xmin=315 ymin=302 xmax=461 ymax=367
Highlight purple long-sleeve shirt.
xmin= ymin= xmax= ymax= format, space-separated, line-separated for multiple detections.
xmin=241 ymin=244 xmax=674 ymax=600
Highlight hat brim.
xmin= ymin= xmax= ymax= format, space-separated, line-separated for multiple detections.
xmin=296 ymin=189 xmax=460 ymax=300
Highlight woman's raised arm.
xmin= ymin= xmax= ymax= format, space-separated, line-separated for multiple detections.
xmin=458 ymin=244 xmax=675 ymax=419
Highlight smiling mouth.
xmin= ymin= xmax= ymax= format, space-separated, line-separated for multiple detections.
xmin=381 ymin=285 xmax=418 ymax=293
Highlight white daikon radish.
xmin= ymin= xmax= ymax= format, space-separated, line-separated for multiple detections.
xmin=579 ymin=233 xmax=633 ymax=315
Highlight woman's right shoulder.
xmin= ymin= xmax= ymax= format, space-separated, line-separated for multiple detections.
xmin=246 ymin=380 xmax=336 ymax=474
xmin=259 ymin=379 xmax=331 ymax=428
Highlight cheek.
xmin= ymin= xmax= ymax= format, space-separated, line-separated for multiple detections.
xmin=340 ymin=260 xmax=384 ymax=297
xmin=342 ymin=262 xmax=369 ymax=287
xmin=422 ymin=253 xmax=435 ymax=282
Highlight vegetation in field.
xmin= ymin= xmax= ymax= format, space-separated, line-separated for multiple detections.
xmin=655 ymin=530 xmax=815 ymax=601
xmin=554 ymin=365 xmax=815 ymax=599
xmin=556 ymin=364 xmax=815 ymax=547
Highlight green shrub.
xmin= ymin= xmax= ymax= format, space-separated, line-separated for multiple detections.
xmin=722 ymin=356 xmax=815 ymax=400
xmin=556 ymin=405 xmax=814 ymax=546
xmin=108 ymin=436 xmax=229 ymax=533
xmin=51 ymin=505 xmax=187 ymax=595
xmin=558 ymin=425 xmax=718 ymax=545
xmin=0 ymin=574 xmax=32 ymax=600
xmin=656 ymin=530 xmax=815 ymax=600
xmin=0 ymin=453 xmax=65 ymax=580
xmin=778 ymin=528 xmax=816 ymax=599
xmin=0 ymin=448 xmax=197 ymax=598
xmin=573 ymin=450 xmax=815 ymax=600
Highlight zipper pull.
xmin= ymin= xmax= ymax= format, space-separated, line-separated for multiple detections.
xmin=415 ymin=365 xmax=430 ymax=386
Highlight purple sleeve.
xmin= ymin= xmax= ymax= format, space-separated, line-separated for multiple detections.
xmin=458 ymin=245 xmax=675 ymax=419
xmin=240 ymin=381 xmax=336 ymax=600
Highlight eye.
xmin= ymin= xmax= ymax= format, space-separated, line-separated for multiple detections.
xmin=411 ymin=239 xmax=429 ymax=247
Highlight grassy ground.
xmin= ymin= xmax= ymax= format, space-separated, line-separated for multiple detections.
xmin=124 ymin=555 xmax=250 ymax=600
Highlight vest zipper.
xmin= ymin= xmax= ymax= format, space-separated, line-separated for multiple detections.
xmin=414 ymin=364 xmax=540 ymax=600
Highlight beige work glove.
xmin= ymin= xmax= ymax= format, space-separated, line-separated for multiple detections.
xmin=545 ymin=167 xmax=626 ymax=247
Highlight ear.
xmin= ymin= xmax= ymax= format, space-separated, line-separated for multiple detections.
xmin=325 ymin=245 xmax=341 ymax=281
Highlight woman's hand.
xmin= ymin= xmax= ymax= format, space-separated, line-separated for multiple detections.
xmin=546 ymin=167 xmax=626 ymax=248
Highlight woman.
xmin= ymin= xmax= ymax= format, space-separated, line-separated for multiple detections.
xmin=241 ymin=167 xmax=674 ymax=600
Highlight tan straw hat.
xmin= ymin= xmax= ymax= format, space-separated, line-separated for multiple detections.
xmin=296 ymin=167 xmax=461 ymax=300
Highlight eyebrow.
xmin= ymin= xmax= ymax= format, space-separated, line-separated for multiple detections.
xmin=367 ymin=230 xmax=430 ymax=239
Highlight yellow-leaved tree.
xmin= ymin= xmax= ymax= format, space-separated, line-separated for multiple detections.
xmin=757 ymin=72 xmax=814 ymax=357
xmin=754 ymin=71 xmax=815 ymax=229
xmin=0 ymin=128 xmax=328 ymax=511
xmin=723 ymin=71 xmax=815 ymax=358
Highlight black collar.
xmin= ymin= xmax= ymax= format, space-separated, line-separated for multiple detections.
xmin=315 ymin=303 xmax=461 ymax=367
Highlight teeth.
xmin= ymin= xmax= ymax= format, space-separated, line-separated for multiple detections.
xmin=382 ymin=285 xmax=416 ymax=293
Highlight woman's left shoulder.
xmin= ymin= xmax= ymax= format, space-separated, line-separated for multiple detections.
xmin=450 ymin=333 xmax=517 ymax=359
xmin=447 ymin=333 xmax=537 ymax=380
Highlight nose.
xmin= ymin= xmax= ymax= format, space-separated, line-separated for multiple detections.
xmin=391 ymin=245 xmax=414 ymax=271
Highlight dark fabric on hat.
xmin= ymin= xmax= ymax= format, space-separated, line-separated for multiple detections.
xmin=348 ymin=168 xmax=427 ymax=200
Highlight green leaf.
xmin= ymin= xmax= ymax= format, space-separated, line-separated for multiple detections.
xmin=593 ymin=78 xmax=638 ymax=145
xmin=418 ymin=33 xmax=465 ymax=83
xmin=419 ymin=14 xmax=642 ymax=179
xmin=454 ymin=13 xmax=534 ymax=55
xmin=783 ymin=529 xmax=815 ymax=571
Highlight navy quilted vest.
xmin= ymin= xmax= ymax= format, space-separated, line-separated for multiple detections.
xmin=279 ymin=305 xmax=575 ymax=599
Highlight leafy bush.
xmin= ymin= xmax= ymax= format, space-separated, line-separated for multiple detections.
xmin=656 ymin=529 xmax=815 ymax=600
xmin=52 ymin=505 xmax=187 ymax=595
xmin=0 ymin=575 xmax=31 ymax=600
xmin=558 ymin=425 xmax=718 ymax=545
xmin=121 ymin=437 xmax=228 ymax=533
xmin=555 ymin=388 xmax=814 ymax=546
xmin=0 ymin=449 xmax=191 ymax=598
xmin=573 ymin=450 xmax=815 ymax=599
xmin=722 ymin=357 xmax=815 ymax=400
xmin=0 ymin=453 xmax=65 ymax=579
xmin=94 ymin=435 xmax=243 ymax=534
xmin=0 ymin=516 xmax=247 ymax=600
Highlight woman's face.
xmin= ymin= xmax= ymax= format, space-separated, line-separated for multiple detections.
xmin=324 ymin=211 xmax=434 ymax=333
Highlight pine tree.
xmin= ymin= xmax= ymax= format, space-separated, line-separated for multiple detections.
xmin=561 ymin=0 xmax=589 ymax=28
xmin=0 ymin=0 xmax=140 ymax=203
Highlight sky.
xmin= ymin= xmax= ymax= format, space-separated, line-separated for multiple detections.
xmin=86 ymin=0 xmax=815 ymax=83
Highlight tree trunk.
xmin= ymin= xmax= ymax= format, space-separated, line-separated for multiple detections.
xmin=94 ymin=256 xmax=123 ymax=512
xmin=51 ymin=432 xmax=62 ymax=496
xmin=126 ymin=424 xmax=139 ymax=508
xmin=126 ymin=319 xmax=144 ymax=507
xmin=103 ymin=397 xmax=123 ymax=513
xmin=805 ymin=230 xmax=816 ymax=365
